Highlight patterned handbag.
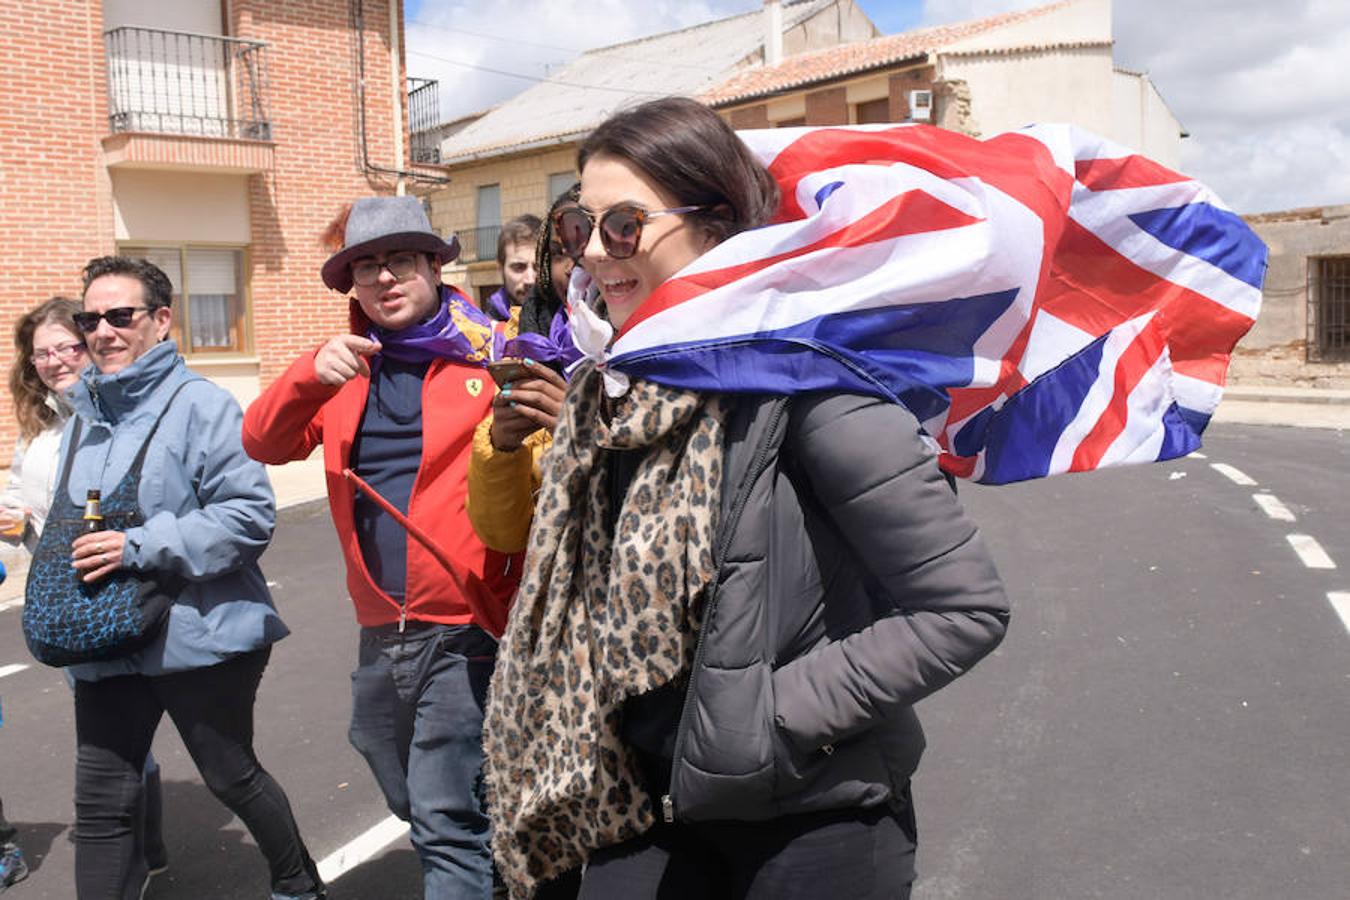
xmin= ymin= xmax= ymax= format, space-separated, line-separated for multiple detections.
xmin=22 ymin=383 xmax=195 ymax=667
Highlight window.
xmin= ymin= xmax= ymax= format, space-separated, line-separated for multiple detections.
xmin=121 ymin=245 xmax=248 ymax=354
xmin=1310 ymin=256 xmax=1350 ymax=361
xmin=474 ymin=184 xmax=502 ymax=262
xmin=776 ymin=116 xmax=806 ymax=128
xmin=855 ymin=98 xmax=891 ymax=125
xmin=547 ymin=171 xmax=576 ymax=204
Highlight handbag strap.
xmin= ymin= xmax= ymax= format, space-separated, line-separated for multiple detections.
xmin=54 ymin=378 xmax=204 ymax=506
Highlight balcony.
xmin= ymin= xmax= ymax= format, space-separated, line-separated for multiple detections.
xmin=408 ymin=77 xmax=441 ymax=164
xmin=102 ymin=26 xmax=275 ymax=173
xmin=456 ymin=225 xmax=502 ymax=264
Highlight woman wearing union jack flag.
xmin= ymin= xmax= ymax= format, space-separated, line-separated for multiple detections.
xmin=482 ymin=97 xmax=1010 ymax=900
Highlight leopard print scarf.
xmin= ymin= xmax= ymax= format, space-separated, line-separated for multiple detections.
xmin=483 ymin=363 xmax=728 ymax=898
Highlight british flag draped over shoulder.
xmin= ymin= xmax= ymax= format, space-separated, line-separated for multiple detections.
xmin=567 ymin=122 xmax=1267 ymax=485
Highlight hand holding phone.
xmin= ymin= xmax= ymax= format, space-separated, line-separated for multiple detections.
xmin=487 ymin=358 xmax=531 ymax=387
xmin=488 ymin=358 xmax=567 ymax=451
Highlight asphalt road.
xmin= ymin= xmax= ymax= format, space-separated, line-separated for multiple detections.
xmin=914 ymin=422 xmax=1350 ymax=900
xmin=0 ymin=421 xmax=1346 ymax=899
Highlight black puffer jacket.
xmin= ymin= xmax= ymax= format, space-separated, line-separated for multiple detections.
xmin=664 ymin=392 xmax=1009 ymax=822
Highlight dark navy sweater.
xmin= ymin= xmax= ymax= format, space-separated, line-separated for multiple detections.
xmin=350 ymin=357 xmax=428 ymax=600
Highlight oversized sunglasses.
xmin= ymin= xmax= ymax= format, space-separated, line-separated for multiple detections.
xmin=351 ymin=252 xmax=421 ymax=288
xmin=552 ymin=204 xmax=705 ymax=260
xmin=72 ymin=306 xmax=151 ymax=333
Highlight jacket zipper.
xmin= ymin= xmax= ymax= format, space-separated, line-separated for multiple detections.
xmin=662 ymin=398 xmax=789 ymax=823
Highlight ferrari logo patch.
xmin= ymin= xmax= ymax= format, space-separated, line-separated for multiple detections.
xmin=466 ymin=378 xmax=484 ymax=397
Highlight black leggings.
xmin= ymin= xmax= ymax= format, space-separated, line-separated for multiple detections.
xmin=579 ymin=800 xmax=917 ymax=900
xmin=72 ymin=648 xmax=319 ymax=900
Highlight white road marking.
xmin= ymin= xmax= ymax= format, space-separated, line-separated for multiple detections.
xmin=1327 ymin=593 xmax=1350 ymax=635
xmin=1211 ymin=463 xmax=1257 ymax=486
xmin=1287 ymin=534 xmax=1336 ymax=570
xmin=1188 ymin=451 xmax=1208 ymax=459
xmin=315 ymin=814 xmax=410 ymax=884
xmin=1252 ymin=493 xmax=1296 ymax=522
xmin=0 ymin=664 xmax=29 ymax=679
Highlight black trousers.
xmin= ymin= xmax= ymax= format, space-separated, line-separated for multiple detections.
xmin=72 ymin=648 xmax=320 ymax=900
xmin=578 ymin=798 xmax=917 ymax=900
xmin=0 ymin=797 xmax=14 ymax=844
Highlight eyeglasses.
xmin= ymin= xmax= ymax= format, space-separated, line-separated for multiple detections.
xmin=30 ymin=342 xmax=87 ymax=366
xmin=72 ymin=307 xmax=152 ymax=333
xmin=351 ymin=253 xmax=421 ymax=287
xmin=552 ymin=204 xmax=706 ymax=260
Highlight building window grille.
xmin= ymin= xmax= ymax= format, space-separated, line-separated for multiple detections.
xmin=467 ymin=185 xmax=503 ymax=263
xmin=104 ymin=26 xmax=270 ymax=140
xmin=1309 ymin=256 xmax=1350 ymax=362
xmin=408 ymin=77 xmax=441 ymax=164
xmin=121 ymin=245 xmax=249 ymax=355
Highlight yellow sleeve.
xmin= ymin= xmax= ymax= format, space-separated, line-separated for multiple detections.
xmin=466 ymin=413 xmax=549 ymax=553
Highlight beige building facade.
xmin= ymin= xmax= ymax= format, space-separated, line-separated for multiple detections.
xmin=1231 ymin=208 xmax=1350 ymax=389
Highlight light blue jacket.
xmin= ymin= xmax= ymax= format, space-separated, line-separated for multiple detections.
xmin=60 ymin=341 xmax=288 ymax=680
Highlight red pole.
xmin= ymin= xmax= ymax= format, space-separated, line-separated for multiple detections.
xmin=342 ymin=468 xmax=507 ymax=637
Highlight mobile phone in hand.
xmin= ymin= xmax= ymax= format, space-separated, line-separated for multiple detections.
xmin=487 ymin=358 xmax=531 ymax=387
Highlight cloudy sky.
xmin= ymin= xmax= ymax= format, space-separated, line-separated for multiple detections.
xmin=404 ymin=0 xmax=1349 ymax=214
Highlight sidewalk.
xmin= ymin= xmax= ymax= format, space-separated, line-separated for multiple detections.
xmin=1211 ymin=386 xmax=1350 ymax=430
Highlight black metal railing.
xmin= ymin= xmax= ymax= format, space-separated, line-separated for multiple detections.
xmin=408 ymin=77 xmax=440 ymax=164
xmin=105 ymin=26 xmax=271 ymax=140
xmin=1310 ymin=256 xmax=1350 ymax=362
xmin=456 ymin=225 xmax=502 ymax=263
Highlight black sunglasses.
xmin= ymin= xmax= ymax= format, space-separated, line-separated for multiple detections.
xmin=72 ymin=306 xmax=152 ymax=333
xmin=552 ymin=204 xmax=705 ymax=260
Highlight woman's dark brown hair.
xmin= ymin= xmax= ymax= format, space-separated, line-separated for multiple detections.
xmin=577 ymin=97 xmax=780 ymax=243
xmin=9 ymin=297 xmax=83 ymax=441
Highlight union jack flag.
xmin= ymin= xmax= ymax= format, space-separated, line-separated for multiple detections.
xmin=569 ymin=123 xmax=1267 ymax=484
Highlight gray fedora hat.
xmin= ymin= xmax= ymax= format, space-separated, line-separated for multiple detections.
xmin=321 ymin=195 xmax=461 ymax=293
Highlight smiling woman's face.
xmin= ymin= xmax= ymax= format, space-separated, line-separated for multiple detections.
xmin=31 ymin=321 xmax=86 ymax=393
xmin=578 ymin=153 xmax=716 ymax=332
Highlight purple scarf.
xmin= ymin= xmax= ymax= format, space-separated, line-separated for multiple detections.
xmin=503 ymin=306 xmax=582 ymax=371
xmin=485 ymin=287 xmax=512 ymax=322
xmin=369 ymin=286 xmax=503 ymax=366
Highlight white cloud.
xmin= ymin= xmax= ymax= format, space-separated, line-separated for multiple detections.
xmin=406 ymin=0 xmax=756 ymax=121
xmin=919 ymin=0 xmax=1041 ymax=25
xmin=409 ymin=0 xmax=1350 ymax=213
xmin=918 ymin=0 xmax=1350 ymax=212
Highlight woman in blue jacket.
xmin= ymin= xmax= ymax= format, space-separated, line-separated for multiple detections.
xmin=61 ymin=256 xmax=323 ymax=900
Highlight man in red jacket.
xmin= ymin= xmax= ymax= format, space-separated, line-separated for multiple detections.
xmin=243 ymin=196 xmax=519 ymax=898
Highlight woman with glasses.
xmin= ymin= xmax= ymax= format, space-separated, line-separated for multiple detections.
xmin=483 ymin=98 xmax=1009 ymax=900
xmin=2 ymin=298 xmax=87 ymax=549
xmin=2 ymin=297 xmax=175 ymax=892
xmin=0 ymin=297 xmax=90 ymax=893
xmin=59 ymin=257 xmax=323 ymax=900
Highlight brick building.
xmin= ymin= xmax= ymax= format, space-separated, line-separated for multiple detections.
xmin=0 ymin=0 xmax=438 ymax=456
xmin=429 ymin=0 xmax=1184 ymax=304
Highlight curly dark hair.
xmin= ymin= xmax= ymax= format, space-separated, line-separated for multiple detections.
xmin=9 ymin=297 xmax=84 ymax=441
xmin=81 ymin=256 xmax=174 ymax=309
xmin=519 ymin=183 xmax=581 ymax=345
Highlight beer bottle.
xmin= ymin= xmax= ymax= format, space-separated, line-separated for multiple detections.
xmin=83 ymin=489 xmax=103 ymax=533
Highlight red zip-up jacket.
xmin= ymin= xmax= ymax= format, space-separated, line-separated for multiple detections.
xmin=242 ymin=345 xmax=519 ymax=635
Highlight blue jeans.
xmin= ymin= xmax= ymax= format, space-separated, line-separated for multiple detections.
xmin=348 ymin=622 xmax=497 ymax=899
